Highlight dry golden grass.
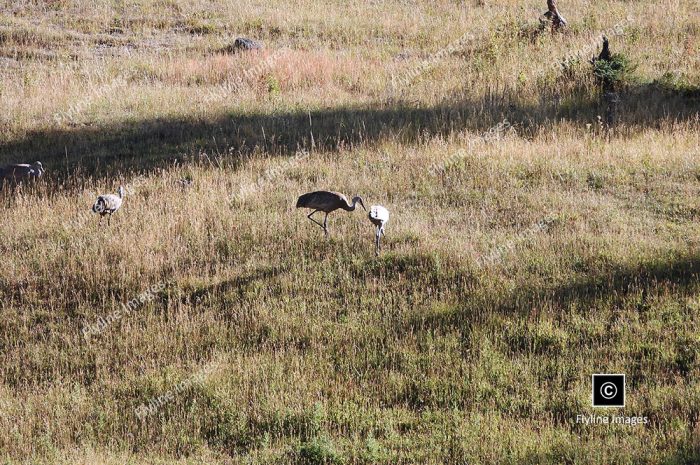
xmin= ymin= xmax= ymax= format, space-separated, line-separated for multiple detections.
xmin=0 ymin=0 xmax=699 ymax=464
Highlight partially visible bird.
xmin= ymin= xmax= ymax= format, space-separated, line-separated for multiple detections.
xmin=92 ymin=186 xmax=125 ymax=225
xmin=176 ymin=178 xmax=194 ymax=190
xmin=0 ymin=161 xmax=44 ymax=183
xmin=368 ymin=205 xmax=390 ymax=255
xmin=296 ymin=190 xmax=366 ymax=237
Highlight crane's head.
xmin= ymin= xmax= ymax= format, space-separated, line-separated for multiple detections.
xmin=352 ymin=196 xmax=366 ymax=211
xmin=33 ymin=161 xmax=44 ymax=175
xmin=118 ymin=186 xmax=125 ymax=198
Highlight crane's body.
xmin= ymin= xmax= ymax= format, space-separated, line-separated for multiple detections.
xmin=368 ymin=205 xmax=390 ymax=255
xmin=296 ymin=190 xmax=366 ymax=236
xmin=0 ymin=161 xmax=44 ymax=183
xmin=92 ymin=186 xmax=125 ymax=225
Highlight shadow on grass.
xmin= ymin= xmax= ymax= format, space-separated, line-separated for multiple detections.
xmin=660 ymin=447 xmax=700 ymax=465
xmin=0 ymin=81 xmax=697 ymax=181
xmin=181 ymin=264 xmax=288 ymax=306
xmin=512 ymin=445 xmax=700 ymax=465
xmin=401 ymin=252 xmax=700 ymax=335
xmin=620 ymin=79 xmax=700 ymax=123
xmin=513 ymin=253 xmax=700 ymax=315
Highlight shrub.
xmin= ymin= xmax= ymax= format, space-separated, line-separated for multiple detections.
xmin=298 ymin=435 xmax=346 ymax=465
xmin=592 ymin=52 xmax=637 ymax=89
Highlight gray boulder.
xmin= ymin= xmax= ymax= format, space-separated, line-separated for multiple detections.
xmin=229 ymin=37 xmax=263 ymax=52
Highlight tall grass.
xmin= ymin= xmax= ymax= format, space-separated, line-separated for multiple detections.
xmin=0 ymin=0 xmax=699 ymax=463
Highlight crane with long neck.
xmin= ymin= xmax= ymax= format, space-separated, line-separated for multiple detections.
xmin=296 ymin=190 xmax=366 ymax=237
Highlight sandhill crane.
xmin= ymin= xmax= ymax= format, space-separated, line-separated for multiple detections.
xmin=92 ymin=186 xmax=125 ymax=225
xmin=368 ymin=205 xmax=389 ymax=255
xmin=0 ymin=161 xmax=44 ymax=184
xmin=296 ymin=190 xmax=366 ymax=237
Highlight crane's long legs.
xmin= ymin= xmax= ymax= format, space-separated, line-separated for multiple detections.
xmin=307 ymin=210 xmax=326 ymax=231
xmin=375 ymin=226 xmax=386 ymax=255
xmin=323 ymin=212 xmax=329 ymax=237
xmin=375 ymin=226 xmax=381 ymax=255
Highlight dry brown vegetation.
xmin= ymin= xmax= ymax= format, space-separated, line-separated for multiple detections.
xmin=0 ymin=0 xmax=699 ymax=464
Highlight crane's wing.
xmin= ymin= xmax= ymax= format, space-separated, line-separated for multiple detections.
xmin=369 ymin=205 xmax=390 ymax=222
xmin=93 ymin=194 xmax=122 ymax=213
xmin=297 ymin=191 xmax=347 ymax=210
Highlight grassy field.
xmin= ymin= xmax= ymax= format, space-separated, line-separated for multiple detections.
xmin=1 ymin=0 xmax=699 ymax=463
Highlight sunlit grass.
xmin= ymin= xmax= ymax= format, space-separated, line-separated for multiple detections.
xmin=0 ymin=0 xmax=699 ymax=463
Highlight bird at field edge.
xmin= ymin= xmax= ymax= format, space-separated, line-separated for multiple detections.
xmin=0 ymin=161 xmax=44 ymax=184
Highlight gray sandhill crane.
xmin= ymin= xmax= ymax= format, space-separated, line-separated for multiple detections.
xmin=368 ymin=205 xmax=389 ymax=255
xmin=92 ymin=186 xmax=125 ymax=225
xmin=296 ymin=190 xmax=366 ymax=237
xmin=0 ymin=161 xmax=44 ymax=184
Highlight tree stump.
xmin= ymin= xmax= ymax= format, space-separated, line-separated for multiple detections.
xmin=592 ymin=36 xmax=621 ymax=128
xmin=544 ymin=0 xmax=567 ymax=32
